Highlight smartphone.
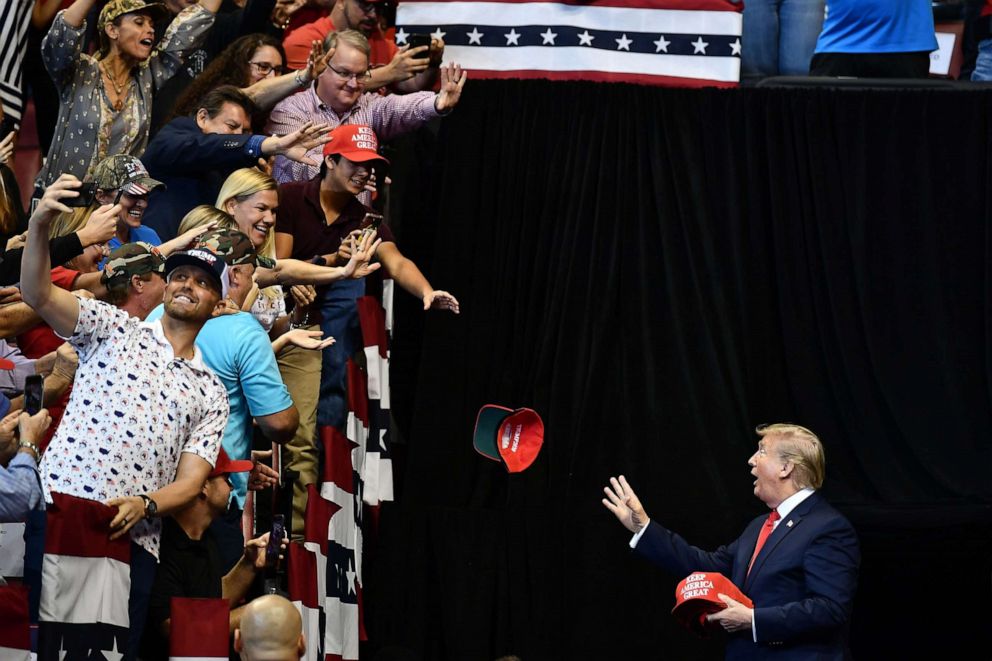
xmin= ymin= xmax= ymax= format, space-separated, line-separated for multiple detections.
xmin=66 ymin=182 xmax=97 ymax=208
xmin=265 ymin=514 xmax=285 ymax=569
xmin=24 ymin=374 xmax=43 ymax=416
xmin=359 ymin=212 xmax=383 ymax=242
xmin=407 ymin=33 xmax=431 ymax=59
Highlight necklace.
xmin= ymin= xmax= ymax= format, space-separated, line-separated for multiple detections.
xmin=100 ymin=61 xmax=129 ymax=111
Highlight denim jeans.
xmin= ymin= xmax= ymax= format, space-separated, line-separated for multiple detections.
xmin=317 ymin=278 xmax=365 ymax=430
xmin=972 ymin=38 xmax=992 ymax=81
xmin=742 ymin=0 xmax=826 ymax=77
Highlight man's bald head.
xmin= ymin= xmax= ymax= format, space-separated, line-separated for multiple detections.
xmin=235 ymin=595 xmax=305 ymax=660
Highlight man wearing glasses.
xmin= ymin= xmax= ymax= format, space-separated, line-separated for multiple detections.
xmin=266 ymin=29 xmax=466 ymax=185
xmin=282 ymin=0 xmax=443 ymax=93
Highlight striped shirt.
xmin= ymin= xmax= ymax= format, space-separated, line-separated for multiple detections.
xmin=265 ymin=83 xmax=440 ymax=184
xmin=0 ymin=0 xmax=33 ymax=125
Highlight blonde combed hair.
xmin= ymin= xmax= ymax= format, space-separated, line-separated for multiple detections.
xmin=177 ymin=205 xmax=238 ymax=236
xmin=216 ymin=168 xmax=280 ymax=301
xmin=755 ymin=423 xmax=825 ymax=490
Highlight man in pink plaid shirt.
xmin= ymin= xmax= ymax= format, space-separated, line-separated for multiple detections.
xmin=266 ymin=29 xmax=467 ymax=184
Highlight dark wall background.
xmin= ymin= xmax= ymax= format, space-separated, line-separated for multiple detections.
xmin=366 ymin=80 xmax=992 ymax=660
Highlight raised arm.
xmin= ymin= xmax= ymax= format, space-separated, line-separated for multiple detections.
xmin=21 ymin=176 xmax=117 ymax=338
xmin=255 ymin=234 xmax=381 ymax=287
xmin=375 ymin=241 xmax=459 ymax=313
xmin=60 ymin=0 xmax=98 ymax=28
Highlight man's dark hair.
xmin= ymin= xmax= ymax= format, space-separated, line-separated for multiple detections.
xmin=194 ymin=85 xmax=257 ymax=120
xmin=319 ymin=152 xmax=342 ymax=179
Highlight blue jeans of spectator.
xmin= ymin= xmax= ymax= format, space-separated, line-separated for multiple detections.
xmin=973 ymin=38 xmax=992 ymax=80
xmin=317 ymin=278 xmax=365 ymax=430
xmin=743 ymin=0 xmax=825 ymax=77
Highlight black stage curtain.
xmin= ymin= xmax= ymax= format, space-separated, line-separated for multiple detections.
xmin=367 ymin=81 xmax=992 ymax=660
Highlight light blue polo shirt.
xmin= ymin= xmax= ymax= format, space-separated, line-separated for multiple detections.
xmin=816 ymin=0 xmax=938 ymax=54
xmin=146 ymin=306 xmax=291 ymax=507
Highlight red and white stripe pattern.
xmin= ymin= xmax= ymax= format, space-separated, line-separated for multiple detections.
xmin=0 ymin=585 xmax=31 ymax=661
xmin=169 ymin=597 xmax=230 ymax=661
xmin=37 ymin=492 xmax=131 ymax=659
xmin=287 ymin=543 xmax=322 ymax=661
xmin=396 ymin=0 xmax=743 ymax=86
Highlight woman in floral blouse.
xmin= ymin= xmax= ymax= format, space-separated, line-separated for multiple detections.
xmin=34 ymin=0 xmax=222 ymax=194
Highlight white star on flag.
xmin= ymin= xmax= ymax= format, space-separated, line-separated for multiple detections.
xmin=467 ymin=27 xmax=483 ymax=45
xmin=578 ymin=30 xmax=594 ymax=46
xmin=505 ymin=28 xmax=520 ymax=45
xmin=540 ymin=28 xmax=557 ymax=45
xmin=394 ymin=27 xmax=408 ymax=45
xmin=615 ymin=33 xmax=632 ymax=51
xmin=730 ymin=38 xmax=741 ymax=55
xmin=692 ymin=36 xmax=709 ymax=54
xmin=431 ymin=27 xmax=446 ymax=40
xmin=653 ymin=35 xmax=670 ymax=53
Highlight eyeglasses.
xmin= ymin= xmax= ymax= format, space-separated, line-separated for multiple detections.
xmin=354 ymin=0 xmax=379 ymax=14
xmin=326 ymin=63 xmax=372 ymax=83
xmin=249 ymin=61 xmax=285 ymax=76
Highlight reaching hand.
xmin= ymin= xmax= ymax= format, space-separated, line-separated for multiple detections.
xmin=5 ymin=233 xmax=25 ymax=251
xmin=307 ymin=40 xmax=333 ymax=81
xmin=602 ymin=475 xmax=651 ymax=533
xmin=262 ymin=122 xmax=332 ymax=165
xmin=435 ymin=63 xmax=467 ymax=113
xmin=341 ymin=231 xmax=382 ymax=279
xmin=173 ymin=221 xmax=218 ymax=251
xmin=289 ymin=284 xmax=316 ymax=308
xmin=282 ymin=328 xmax=335 ymax=351
xmin=244 ymin=530 xmax=288 ymax=570
xmin=31 ymin=174 xmax=85 ymax=226
xmin=247 ymin=449 xmax=280 ymax=491
xmin=423 ymin=290 xmax=459 ymax=314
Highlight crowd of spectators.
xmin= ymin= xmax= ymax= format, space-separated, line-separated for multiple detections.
xmin=0 ymin=0 xmax=981 ymax=658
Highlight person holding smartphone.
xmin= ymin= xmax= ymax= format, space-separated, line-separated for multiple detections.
xmin=0 ymin=405 xmax=54 ymax=523
xmin=140 ymin=448 xmax=287 ymax=661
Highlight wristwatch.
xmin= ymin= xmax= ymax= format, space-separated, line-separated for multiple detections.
xmin=139 ymin=494 xmax=159 ymax=518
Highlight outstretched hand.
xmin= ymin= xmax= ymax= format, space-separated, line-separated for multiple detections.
xmin=435 ymin=63 xmax=467 ymax=113
xmin=602 ymin=475 xmax=650 ymax=533
xmin=247 ymin=449 xmax=280 ymax=491
xmin=263 ymin=121 xmax=332 ymax=165
xmin=423 ymin=290 xmax=459 ymax=313
xmin=341 ymin=231 xmax=382 ymax=279
xmin=31 ymin=174 xmax=86 ymax=226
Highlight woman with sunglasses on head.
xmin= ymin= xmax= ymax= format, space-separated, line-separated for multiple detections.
xmin=33 ymin=0 xmax=224 ymax=197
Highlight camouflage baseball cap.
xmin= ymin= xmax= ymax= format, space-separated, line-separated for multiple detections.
xmin=90 ymin=155 xmax=166 ymax=196
xmin=98 ymin=0 xmax=169 ymax=33
xmin=196 ymin=229 xmax=276 ymax=269
xmin=101 ymin=242 xmax=166 ymax=287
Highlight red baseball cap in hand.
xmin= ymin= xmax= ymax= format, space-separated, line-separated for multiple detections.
xmin=671 ymin=572 xmax=753 ymax=636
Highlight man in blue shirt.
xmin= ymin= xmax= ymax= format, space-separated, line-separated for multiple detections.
xmin=147 ymin=228 xmax=297 ymax=568
xmin=811 ymin=0 xmax=938 ymax=77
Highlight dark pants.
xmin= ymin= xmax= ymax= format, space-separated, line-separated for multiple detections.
xmin=317 ymin=278 xmax=365 ymax=430
xmin=127 ymin=542 xmax=157 ymax=661
xmin=809 ymin=51 xmax=932 ymax=78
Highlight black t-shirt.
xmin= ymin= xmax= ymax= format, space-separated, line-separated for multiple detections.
xmin=140 ymin=517 xmax=225 ymax=661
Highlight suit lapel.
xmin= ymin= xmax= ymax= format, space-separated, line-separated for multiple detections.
xmin=743 ymin=493 xmax=821 ymax=589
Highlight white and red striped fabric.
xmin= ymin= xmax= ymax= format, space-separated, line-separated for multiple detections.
xmin=0 ymin=584 xmax=31 ymax=661
xmin=396 ymin=0 xmax=744 ymax=86
xmin=169 ymin=597 xmax=230 ymax=661
xmin=37 ymin=492 xmax=131 ymax=660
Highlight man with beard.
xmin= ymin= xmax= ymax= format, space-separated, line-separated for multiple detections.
xmin=21 ymin=174 xmax=231 ymax=656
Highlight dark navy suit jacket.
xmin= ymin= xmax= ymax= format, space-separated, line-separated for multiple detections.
xmin=634 ymin=492 xmax=860 ymax=660
xmin=141 ymin=117 xmax=258 ymax=241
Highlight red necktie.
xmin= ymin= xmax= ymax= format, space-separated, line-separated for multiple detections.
xmin=747 ymin=510 xmax=780 ymax=575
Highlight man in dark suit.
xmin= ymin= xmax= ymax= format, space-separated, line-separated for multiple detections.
xmin=141 ymin=85 xmax=329 ymax=241
xmin=603 ymin=423 xmax=860 ymax=659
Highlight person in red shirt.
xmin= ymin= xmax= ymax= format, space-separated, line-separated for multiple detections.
xmin=283 ymin=0 xmax=442 ymax=93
